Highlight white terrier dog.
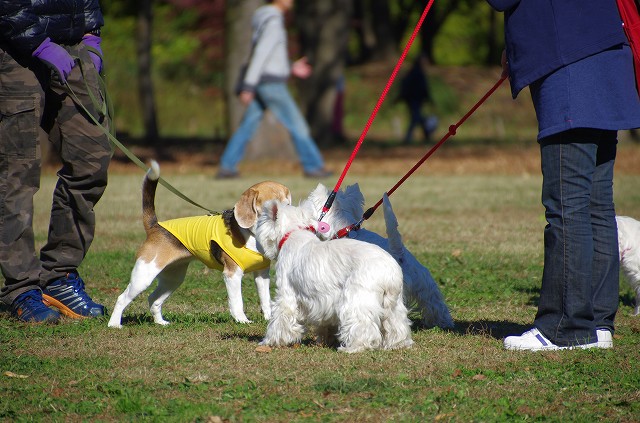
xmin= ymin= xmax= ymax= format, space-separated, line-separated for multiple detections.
xmin=255 ymin=200 xmax=414 ymax=353
xmin=617 ymin=215 xmax=640 ymax=316
xmin=301 ymin=183 xmax=454 ymax=329
xmin=108 ymin=161 xmax=291 ymax=328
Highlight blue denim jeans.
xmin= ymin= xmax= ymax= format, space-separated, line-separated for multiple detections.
xmin=534 ymin=129 xmax=619 ymax=346
xmin=219 ymin=82 xmax=326 ymax=173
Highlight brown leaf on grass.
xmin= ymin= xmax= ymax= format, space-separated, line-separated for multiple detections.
xmin=472 ymin=374 xmax=486 ymax=381
xmin=451 ymin=249 xmax=462 ymax=258
xmin=451 ymin=369 xmax=463 ymax=378
xmin=435 ymin=413 xmax=456 ymax=421
xmin=187 ymin=374 xmax=209 ymax=383
xmin=255 ymin=345 xmax=272 ymax=353
xmin=3 ymin=371 xmax=28 ymax=379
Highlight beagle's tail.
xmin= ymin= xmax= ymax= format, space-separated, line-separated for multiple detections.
xmin=142 ymin=160 xmax=161 ymax=233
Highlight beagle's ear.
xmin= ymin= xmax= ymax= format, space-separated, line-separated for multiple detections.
xmin=234 ymin=187 xmax=259 ymax=229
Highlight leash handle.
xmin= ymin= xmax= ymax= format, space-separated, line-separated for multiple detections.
xmin=320 ymin=0 xmax=436 ymax=221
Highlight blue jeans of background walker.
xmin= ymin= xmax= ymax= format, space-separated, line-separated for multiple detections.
xmin=219 ymin=82 xmax=326 ymax=173
xmin=534 ymin=129 xmax=619 ymax=347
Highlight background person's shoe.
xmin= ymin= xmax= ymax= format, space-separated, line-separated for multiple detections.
xmin=216 ymin=168 xmax=240 ymax=179
xmin=504 ymin=328 xmax=597 ymax=351
xmin=43 ymin=272 xmax=106 ymax=318
xmin=11 ymin=290 xmax=60 ymax=323
xmin=304 ymin=168 xmax=333 ymax=178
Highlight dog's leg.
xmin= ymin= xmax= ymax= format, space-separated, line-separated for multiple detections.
xmin=336 ymin=290 xmax=383 ymax=353
xmin=148 ymin=262 xmax=189 ymax=325
xmin=253 ymin=268 xmax=272 ymax=320
xmin=381 ymin=193 xmax=454 ymax=329
xmin=224 ymin=267 xmax=252 ymax=323
xmin=402 ymin=261 xmax=455 ymax=329
xmin=381 ymin=292 xmax=414 ymax=350
xmin=108 ymin=259 xmax=162 ymax=328
xmin=260 ymin=279 xmax=305 ymax=346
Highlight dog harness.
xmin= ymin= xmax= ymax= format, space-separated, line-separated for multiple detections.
xmin=158 ymin=215 xmax=270 ymax=273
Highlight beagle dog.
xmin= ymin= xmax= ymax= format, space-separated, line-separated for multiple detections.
xmin=108 ymin=161 xmax=291 ymax=328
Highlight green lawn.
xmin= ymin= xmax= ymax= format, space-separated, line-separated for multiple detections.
xmin=1 ymin=157 xmax=639 ymax=422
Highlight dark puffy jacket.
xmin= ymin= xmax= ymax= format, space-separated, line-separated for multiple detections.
xmin=0 ymin=0 xmax=103 ymax=55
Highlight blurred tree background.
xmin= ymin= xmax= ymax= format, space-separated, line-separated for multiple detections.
xmin=99 ymin=0 xmax=526 ymax=151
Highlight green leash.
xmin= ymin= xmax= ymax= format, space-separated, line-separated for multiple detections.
xmin=65 ymin=57 xmax=219 ymax=216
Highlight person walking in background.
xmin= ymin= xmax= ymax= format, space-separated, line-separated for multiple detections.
xmin=398 ymin=55 xmax=438 ymax=144
xmin=488 ymin=0 xmax=640 ymax=351
xmin=217 ymin=0 xmax=331 ymax=179
xmin=0 ymin=0 xmax=112 ymax=322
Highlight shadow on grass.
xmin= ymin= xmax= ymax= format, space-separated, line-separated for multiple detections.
xmin=452 ymin=319 xmax=530 ymax=340
xmin=118 ymin=311 xmax=243 ymax=327
xmin=516 ymin=285 xmax=541 ymax=307
xmin=619 ymin=291 xmax=637 ymax=310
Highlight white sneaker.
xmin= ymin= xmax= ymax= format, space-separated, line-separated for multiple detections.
xmin=596 ymin=328 xmax=613 ymax=349
xmin=504 ymin=328 xmax=598 ymax=351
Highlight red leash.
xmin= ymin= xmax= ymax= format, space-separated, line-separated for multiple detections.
xmin=318 ymin=0 xmax=436 ymax=227
xmin=334 ymin=75 xmax=508 ymax=238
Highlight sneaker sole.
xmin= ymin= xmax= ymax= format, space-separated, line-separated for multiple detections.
xmin=505 ymin=344 xmax=568 ymax=352
xmin=42 ymin=294 xmax=87 ymax=319
xmin=505 ymin=342 xmax=600 ymax=352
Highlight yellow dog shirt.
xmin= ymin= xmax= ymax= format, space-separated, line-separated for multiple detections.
xmin=158 ymin=215 xmax=270 ymax=273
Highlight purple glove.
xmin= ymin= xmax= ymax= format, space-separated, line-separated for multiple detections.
xmin=32 ymin=37 xmax=75 ymax=83
xmin=82 ymin=34 xmax=103 ymax=73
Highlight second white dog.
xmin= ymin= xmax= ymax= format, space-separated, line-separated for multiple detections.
xmin=256 ymin=200 xmax=414 ymax=353
xmin=302 ymin=183 xmax=454 ymax=329
xmin=617 ymin=215 xmax=640 ymax=316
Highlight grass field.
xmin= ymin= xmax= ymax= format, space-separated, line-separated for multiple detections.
xmin=1 ymin=141 xmax=639 ymax=422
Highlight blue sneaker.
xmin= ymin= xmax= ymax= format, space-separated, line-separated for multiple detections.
xmin=11 ymin=290 xmax=61 ymax=323
xmin=42 ymin=272 xmax=106 ymax=318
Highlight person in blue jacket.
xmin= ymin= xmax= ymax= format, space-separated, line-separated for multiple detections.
xmin=0 ymin=0 xmax=111 ymax=322
xmin=488 ymin=0 xmax=640 ymax=351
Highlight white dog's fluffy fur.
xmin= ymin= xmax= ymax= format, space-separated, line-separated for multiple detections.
xmin=301 ymin=183 xmax=454 ymax=329
xmin=617 ymin=215 xmax=640 ymax=316
xmin=256 ymin=200 xmax=414 ymax=353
